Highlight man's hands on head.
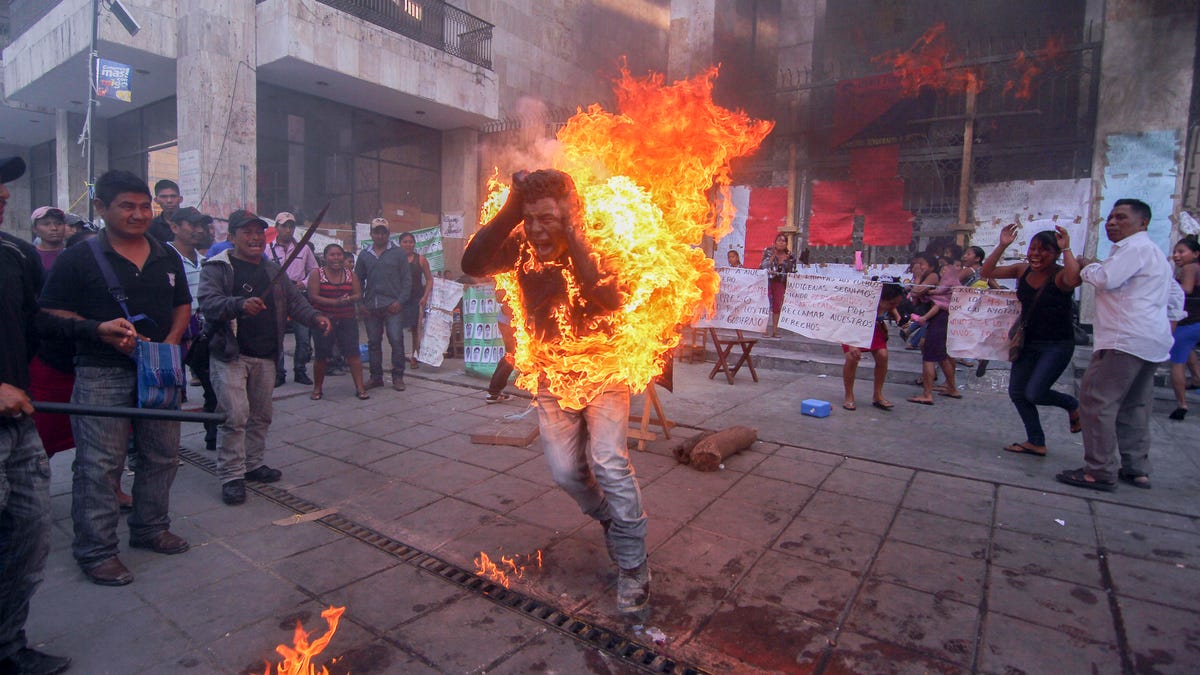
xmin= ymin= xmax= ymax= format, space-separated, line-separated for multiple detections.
xmin=0 ymin=383 xmax=34 ymax=418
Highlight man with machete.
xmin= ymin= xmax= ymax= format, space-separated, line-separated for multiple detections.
xmin=199 ymin=209 xmax=330 ymax=505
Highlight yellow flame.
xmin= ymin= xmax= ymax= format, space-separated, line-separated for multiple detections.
xmin=263 ymin=606 xmax=345 ymax=675
xmin=481 ymin=66 xmax=773 ymax=410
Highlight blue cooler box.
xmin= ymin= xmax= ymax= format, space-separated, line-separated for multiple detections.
xmin=801 ymin=399 xmax=832 ymax=418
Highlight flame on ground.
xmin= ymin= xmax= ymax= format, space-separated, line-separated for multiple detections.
xmin=474 ymin=550 xmax=543 ymax=589
xmin=480 ymin=66 xmax=773 ymax=410
xmin=262 ymin=606 xmax=345 ymax=675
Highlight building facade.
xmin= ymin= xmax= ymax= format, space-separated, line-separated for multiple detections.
xmin=2 ymin=0 xmax=1198 ymax=271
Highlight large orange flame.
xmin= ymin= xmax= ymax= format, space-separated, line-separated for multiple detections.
xmin=1003 ymin=35 xmax=1067 ymax=101
xmin=480 ymin=67 xmax=773 ymax=410
xmin=263 ymin=606 xmax=345 ymax=675
xmin=873 ymin=23 xmax=982 ymax=96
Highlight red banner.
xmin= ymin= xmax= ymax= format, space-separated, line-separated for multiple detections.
xmin=832 ymin=74 xmax=903 ymax=148
xmin=808 ymin=180 xmax=856 ymax=246
xmin=744 ymin=187 xmax=789 ymax=264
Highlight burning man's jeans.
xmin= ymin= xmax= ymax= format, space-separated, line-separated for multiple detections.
xmin=70 ymin=367 xmax=181 ymax=569
xmin=0 ymin=418 xmax=51 ymax=661
xmin=535 ymin=386 xmax=647 ymax=569
xmin=364 ymin=309 xmax=406 ymax=381
xmin=211 ymin=355 xmax=276 ymax=483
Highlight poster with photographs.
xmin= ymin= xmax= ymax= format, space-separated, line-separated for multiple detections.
xmin=463 ymin=283 xmax=504 ymax=378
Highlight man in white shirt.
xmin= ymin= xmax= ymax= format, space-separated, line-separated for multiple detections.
xmin=267 ymin=212 xmax=319 ymax=387
xmin=1059 ymin=199 xmax=1185 ymax=491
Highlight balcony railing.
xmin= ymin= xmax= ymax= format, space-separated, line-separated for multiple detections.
xmin=310 ymin=0 xmax=493 ymax=70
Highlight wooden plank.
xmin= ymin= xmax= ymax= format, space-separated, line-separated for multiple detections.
xmin=470 ymin=423 xmax=540 ymax=447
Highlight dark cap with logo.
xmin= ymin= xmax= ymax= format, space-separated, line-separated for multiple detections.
xmin=170 ymin=206 xmax=214 ymax=227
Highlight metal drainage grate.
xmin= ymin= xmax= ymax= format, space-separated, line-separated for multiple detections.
xmin=179 ymin=448 xmax=708 ymax=675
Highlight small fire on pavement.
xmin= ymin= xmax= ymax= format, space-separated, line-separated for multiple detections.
xmin=474 ymin=549 xmax=543 ymax=589
xmin=262 ymin=605 xmax=346 ymax=675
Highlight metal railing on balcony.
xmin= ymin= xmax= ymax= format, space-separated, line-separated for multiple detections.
xmin=308 ymin=0 xmax=493 ymax=70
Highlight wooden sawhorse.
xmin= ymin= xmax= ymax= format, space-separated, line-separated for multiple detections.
xmin=628 ymin=385 xmax=674 ymax=451
xmin=707 ymin=328 xmax=759 ymax=385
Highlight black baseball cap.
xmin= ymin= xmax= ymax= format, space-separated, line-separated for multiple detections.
xmin=170 ymin=206 xmax=213 ymax=227
xmin=0 ymin=156 xmax=26 ymax=183
xmin=227 ymin=209 xmax=268 ymax=233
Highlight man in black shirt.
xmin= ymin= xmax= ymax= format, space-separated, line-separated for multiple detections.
xmin=1 ymin=156 xmax=135 ymax=674
xmin=147 ymin=179 xmax=182 ymax=243
xmin=41 ymin=170 xmax=194 ymax=587
xmin=199 ymin=210 xmax=330 ymax=505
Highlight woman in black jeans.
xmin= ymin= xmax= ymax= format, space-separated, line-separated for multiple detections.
xmin=981 ymin=224 xmax=1082 ymax=456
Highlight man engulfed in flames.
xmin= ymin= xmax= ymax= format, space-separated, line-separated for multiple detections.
xmin=464 ymin=66 xmax=771 ymax=616
xmin=463 ymin=169 xmax=653 ymax=615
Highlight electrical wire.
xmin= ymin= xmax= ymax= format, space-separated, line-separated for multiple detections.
xmin=198 ymin=59 xmax=256 ymax=209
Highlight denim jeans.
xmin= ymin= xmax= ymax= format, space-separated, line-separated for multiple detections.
xmin=212 ymin=355 xmax=275 ymax=484
xmin=0 ymin=418 xmax=51 ymax=661
xmin=277 ymin=322 xmax=312 ymax=376
xmin=71 ymin=367 xmax=180 ymax=569
xmin=1007 ymin=340 xmax=1078 ymax=447
xmin=364 ymin=309 xmax=406 ymax=380
xmin=534 ymin=386 xmax=647 ymax=569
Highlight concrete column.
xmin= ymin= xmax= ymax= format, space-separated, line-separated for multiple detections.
xmin=441 ymin=127 xmax=479 ymax=276
xmin=54 ymin=110 xmax=89 ymax=212
xmin=668 ymin=0 xmax=716 ymax=81
xmin=176 ymin=0 xmax=256 ymax=219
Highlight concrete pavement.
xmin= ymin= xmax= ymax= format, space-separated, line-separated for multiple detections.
xmin=25 ymin=346 xmax=1200 ymax=673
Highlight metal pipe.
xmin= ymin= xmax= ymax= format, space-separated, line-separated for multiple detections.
xmin=86 ymin=0 xmax=99 ymax=220
xmin=33 ymin=402 xmax=225 ymax=424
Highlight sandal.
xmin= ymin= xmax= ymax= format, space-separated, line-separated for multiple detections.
xmin=410 ymin=357 xmax=420 ymax=370
xmin=310 ymin=391 xmax=323 ymax=401
xmin=1069 ymin=410 xmax=1082 ymax=433
xmin=1118 ymin=469 xmax=1151 ymax=489
xmin=842 ymin=402 xmax=857 ymax=411
xmin=356 ymin=390 xmax=371 ymax=400
xmin=906 ymin=396 xmax=934 ymax=406
xmin=1055 ymin=468 xmax=1116 ymax=492
xmin=872 ymin=399 xmax=894 ymax=411
xmin=1169 ymin=407 xmax=1188 ymax=421
xmin=938 ymin=391 xmax=963 ymax=399
xmin=1003 ymin=442 xmax=1046 ymax=456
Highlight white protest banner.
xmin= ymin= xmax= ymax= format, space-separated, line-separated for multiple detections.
xmin=695 ymin=267 xmax=769 ymax=331
xmin=864 ymin=264 xmax=912 ymax=283
xmin=946 ymin=287 xmax=1021 ymax=361
xmin=778 ymin=275 xmax=880 ymax=347
xmin=795 ymin=263 xmax=862 ymax=280
xmin=417 ymin=277 xmax=464 ymax=367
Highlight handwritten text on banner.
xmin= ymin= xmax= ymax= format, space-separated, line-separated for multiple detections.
xmin=946 ymin=287 xmax=1021 ymax=361
xmin=779 ymin=275 xmax=881 ymax=348
xmin=696 ymin=267 xmax=770 ymax=331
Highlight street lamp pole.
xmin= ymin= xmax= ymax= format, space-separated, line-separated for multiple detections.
xmin=86 ymin=0 xmax=99 ymax=220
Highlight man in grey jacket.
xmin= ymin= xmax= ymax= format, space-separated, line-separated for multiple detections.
xmin=199 ymin=210 xmax=330 ymax=505
xmin=354 ymin=219 xmax=412 ymax=391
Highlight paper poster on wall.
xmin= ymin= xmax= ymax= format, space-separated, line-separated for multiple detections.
xmin=714 ymin=186 xmax=750 ymax=267
xmin=778 ymin=275 xmax=880 ymax=348
xmin=417 ymin=277 xmax=464 ymax=367
xmin=462 ymin=284 xmax=503 ymax=378
xmin=1097 ymin=131 xmax=1178 ymax=258
xmin=971 ymin=179 xmax=1091 ymax=260
xmin=695 ymin=267 xmax=770 ymax=331
xmin=177 ymin=150 xmax=201 ymax=208
xmin=440 ymin=213 xmax=464 ymax=238
xmin=946 ymin=287 xmax=1021 ymax=361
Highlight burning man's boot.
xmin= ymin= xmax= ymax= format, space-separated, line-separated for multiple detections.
xmin=616 ymin=562 xmax=651 ymax=615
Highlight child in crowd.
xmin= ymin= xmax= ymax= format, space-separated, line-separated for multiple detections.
xmin=842 ymin=281 xmax=905 ymax=411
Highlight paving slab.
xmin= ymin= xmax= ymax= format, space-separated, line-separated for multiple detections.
xmin=26 ymin=351 xmax=1200 ymax=674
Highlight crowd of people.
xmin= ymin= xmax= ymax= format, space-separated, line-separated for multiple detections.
xmin=1 ymin=147 xmax=1196 ymax=672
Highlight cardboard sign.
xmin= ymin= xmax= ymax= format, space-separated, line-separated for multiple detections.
xmin=416 ymin=277 xmax=464 ymax=367
xmin=778 ymin=275 xmax=881 ymax=348
xmin=946 ymin=287 xmax=1021 ymax=361
xmin=695 ymin=267 xmax=769 ymax=331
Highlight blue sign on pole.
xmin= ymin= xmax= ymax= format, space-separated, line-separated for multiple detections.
xmin=96 ymin=58 xmax=132 ymax=102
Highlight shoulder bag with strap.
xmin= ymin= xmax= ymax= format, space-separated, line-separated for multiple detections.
xmin=87 ymin=237 xmax=184 ymax=410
